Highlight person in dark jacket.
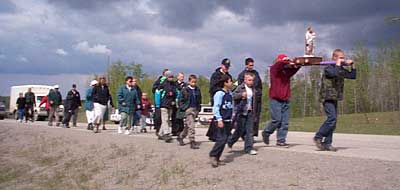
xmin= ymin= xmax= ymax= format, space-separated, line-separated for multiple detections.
xmin=227 ymin=73 xmax=258 ymax=155
xmin=206 ymin=58 xmax=233 ymax=141
xmin=314 ymin=49 xmax=356 ymax=151
xmin=172 ymin=72 xmax=185 ymax=136
xmin=24 ymin=88 xmax=36 ymax=122
xmin=262 ymin=54 xmax=301 ymax=147
xmin=16 ymin=93 xmax=25 ymax=122
xmin=176 ymin=74 xmax=202 ymax=149
xmin=237 ymin=58 xmax=263 ymax=136
xmin=152 ymin=69 xmax=169 ymax=136
xmin=158 ymin=70 xmax=178 ymax=143
xmin=70 ymin=84 xmax=81 ymax=127
xmin=92 ymin=76 xmax=114 ymax=133
xmin=131 ymin=78 xmax=143 ymax=131
xmin=62 ymin=84 xmax=81 ymax=128
xmin=48 ymin=85 xmax=62 ymax=126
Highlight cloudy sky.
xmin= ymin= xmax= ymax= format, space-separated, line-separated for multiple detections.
xmin=0 ymin=0 xmax=399 ymax=96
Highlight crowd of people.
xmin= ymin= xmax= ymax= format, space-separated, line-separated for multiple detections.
xmin=14 ymin=48 xmax=356 ymax=168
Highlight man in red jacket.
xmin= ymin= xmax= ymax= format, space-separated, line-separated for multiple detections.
xmin=262 ymin=54 xmax=301 ymax=147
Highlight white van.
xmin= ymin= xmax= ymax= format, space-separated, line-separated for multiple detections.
xmin=10 ymin=85 xmax=64 ymax=121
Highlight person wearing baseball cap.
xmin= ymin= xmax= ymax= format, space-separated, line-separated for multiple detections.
xmin=62 ymin=84 xmax=82 ymax=128
xmin=207 ymin=58 xmax=233 ymax=141
xmin=85 ymin=80 xmax=98 ymax=130
xmin=261 ymin=54 xmax=301 ymax=147
xmin=48 ymin=84 xmax=62 ymax=126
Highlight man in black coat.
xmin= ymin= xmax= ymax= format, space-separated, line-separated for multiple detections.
xmin=206 ymin=58 xmax=233 ymax=141
xmin=63 ymin=84 xmax=81 ymax=128
xmin=237 ymin=58 xmax=263 ymax=136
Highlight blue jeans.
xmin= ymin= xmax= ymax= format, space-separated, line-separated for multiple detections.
xmin=17 ymin=108 xmax=25 ymax=120
xmin=209 ymin=122 xmax=232 ymax=159
xmin=315 ymin=100 xmax=337 ymax=145
xmin=228 ymin=112 xmax=254 ymax=152
xmin=263 ymin=99 xmax=290 ymax=143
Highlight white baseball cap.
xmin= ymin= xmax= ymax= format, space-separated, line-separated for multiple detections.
xmin=90 ymin=80 xmax=98 ymax=86
xmin=53 ymin=85 xmax=60 ymax=89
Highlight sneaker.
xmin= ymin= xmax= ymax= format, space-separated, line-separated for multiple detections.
xmin=87 ymin=123 xmax=92 ymax=130
xmin=72 ymin=124 xmax=77 ymax=127
xmin=177 ymin=138 xmax=185 ymax=146
xmin=190 ymin=141 xmax=199 ymax=149
xmin=248 ymin=150 xmax=258 ymax=155
xmin=103 ymin=126 xmax=107 ymax=130
xmin=118 ymin=127 xmax=123 ymax=134
xmin=324 ymin=144 xmax=338 ymax=152
xmin=141 ymin=128 xmax=147 ymax=133
xmin=276 ymin=142 xmax=289 ymax=148
xmin=124 ymin=130 xmax=130 ymax=135
xmin=56 ymin=123 xmax=60 ymax=127
xmin=210 ymin=157 xmax=218 ymax=168
xmin=217 ymin=158 xmax=225 ymax=165
xmin=313 ymin=138 xmax=325 ymax=151
xmin=262 ymin=132 xmax=270 ymax=145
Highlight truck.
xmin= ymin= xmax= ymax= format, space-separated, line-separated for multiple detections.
xmin=9 ymin=85 xmax=64 ymax=121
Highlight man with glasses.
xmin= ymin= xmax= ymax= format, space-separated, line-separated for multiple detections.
xmin=314 ymin=49 xmax=356 ymax=151
xmin=237 ymin=58 xmax=263 ymax=136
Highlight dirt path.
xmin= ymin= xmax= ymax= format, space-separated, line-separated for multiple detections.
xmin=1 ymin=120 xmax=399 ymax=190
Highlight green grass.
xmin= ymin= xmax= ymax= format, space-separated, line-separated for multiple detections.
xmin=279 ymin=111 xmax=400 ymax=135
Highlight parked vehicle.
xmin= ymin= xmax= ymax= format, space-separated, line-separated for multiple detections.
xmin=0 ymin=102 xmax=6 ymax=120
xmin=9 ymin=85 xmax=64 ymax=121
xmin=197 ymin=104 xmax=213 ymax=125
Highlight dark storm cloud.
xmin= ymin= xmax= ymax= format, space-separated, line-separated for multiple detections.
xmin=48 ymin=0 xmax=124 ymax=11
xmin=0 ymin=0 xmax=17 ymax=13
xmin=154 ymin=0 xmax=218 ymax=29
xmin=248 ymin=0 xmax=400 ymax=26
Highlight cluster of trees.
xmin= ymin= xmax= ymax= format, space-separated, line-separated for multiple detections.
xmin=101 ymin=43 xmax=399 ymax=123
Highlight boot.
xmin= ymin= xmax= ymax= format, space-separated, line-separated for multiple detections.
xmin=177 ymin=137 xmax=185 ymax=146
xmin=190 ymin=141 xmax=199 ymax=149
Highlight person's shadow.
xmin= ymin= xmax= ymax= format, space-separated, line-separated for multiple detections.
xmin=223 ymin=149 xmax=247 ymax=163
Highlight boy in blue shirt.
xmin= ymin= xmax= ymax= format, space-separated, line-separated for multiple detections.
xmin=209 ymin=75 xmax=233 ymax=168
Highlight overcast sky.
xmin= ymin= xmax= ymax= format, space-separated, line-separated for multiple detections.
xmin=0 ymin=0 xmax=399 ymax=96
